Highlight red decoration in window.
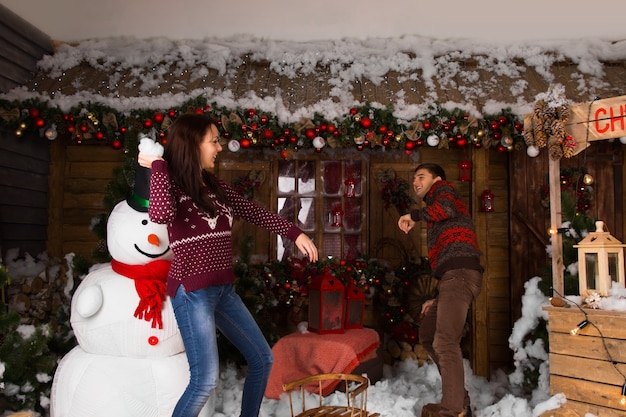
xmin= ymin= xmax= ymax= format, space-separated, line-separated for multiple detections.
xmin=331 ymin=206 xmax=344 ymax=227
xmin=344 ymin=176 xmax=356 ymax=197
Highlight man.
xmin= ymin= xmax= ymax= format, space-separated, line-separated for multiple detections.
xmin=397 ymin=163 xmax=483 ymax=417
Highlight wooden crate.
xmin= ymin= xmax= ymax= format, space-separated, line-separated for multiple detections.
xmin=544 ymin=306 xmax=626 ymax=417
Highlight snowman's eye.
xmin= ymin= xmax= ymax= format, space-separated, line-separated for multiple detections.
xmin=142 ymin=220 xmax=148 ymax=225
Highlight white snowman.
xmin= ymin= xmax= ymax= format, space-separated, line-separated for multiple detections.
xmin=51 ymin=138 xmax=212 ymax=417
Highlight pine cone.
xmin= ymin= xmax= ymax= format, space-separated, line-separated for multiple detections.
xmin=550 ymin=296 xmax=567 ymax=307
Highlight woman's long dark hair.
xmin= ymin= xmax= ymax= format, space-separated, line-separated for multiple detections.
xmin=163 ymin=113 xmax=229 ymax=216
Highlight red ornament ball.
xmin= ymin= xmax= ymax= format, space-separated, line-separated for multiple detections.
xmin=263 ymin=129 xmax=274 ymax=140
xmin=360 ymin=117 xmax=372 ymax=129
xmin=153 ymin=112 xmax=164 ymax=123
xmin=111 ymin=140 xmax=123 ymax=150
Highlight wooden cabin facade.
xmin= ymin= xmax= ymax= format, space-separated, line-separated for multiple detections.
xmin=1 ymin=5 xmax=626 ymax=378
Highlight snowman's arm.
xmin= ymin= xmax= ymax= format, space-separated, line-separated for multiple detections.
xmin=74 ymin=285 xmax=103 ymax=318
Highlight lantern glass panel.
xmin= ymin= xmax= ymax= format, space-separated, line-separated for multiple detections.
xmin=321 ymin=291 xmax=344 ymax=331
xmin=609 ymin=252 xmax=619 ymax=283
xmin=585 ymin=252 xmax=599 ymax=289
xmin=345 ymin=299 xmax=364 ymax=328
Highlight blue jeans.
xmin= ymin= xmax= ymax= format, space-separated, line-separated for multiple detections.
xmin=171 ymin=284 xmax=273 ymax=417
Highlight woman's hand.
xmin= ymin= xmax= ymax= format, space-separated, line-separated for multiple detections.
xmin=138 ymin=152 xmax=163 ymax=169
xmin=397 ymin=213 xmax=416 ymax=234
xmin=295 ymin=233 xmax=319 ymax=262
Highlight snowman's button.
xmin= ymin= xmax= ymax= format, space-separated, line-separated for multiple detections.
xmin=148 ymin=336 xmax=159 ymax=345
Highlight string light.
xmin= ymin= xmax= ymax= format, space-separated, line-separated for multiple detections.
xmin=570 ymin=319 xmax=588 ymax=335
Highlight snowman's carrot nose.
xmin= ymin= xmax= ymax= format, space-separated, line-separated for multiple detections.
xmin=148 ymin=233 xmax=160 ymax=246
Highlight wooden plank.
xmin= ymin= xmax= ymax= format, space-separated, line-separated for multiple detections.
xmin=550 ymin=374 xmax=626 ymax=413
xmin=68 ymin=161 xmax=123 ymax=179
xmin=545 ymin=307 xmax=626 ymax=339
xmin=0 ymin=4 xmax=53 ymax=54
xmin=62 ymin=193 xmax=107 ymax=210
xmin=66 ymin=145 xmax=126 ymax=163
xmin=554 ymin=398 xmax=626 ymax=417
xmin=0 ymin=223 xmax=47 ymax=240
xmin=0 ymin=166 xmax=48 ymax=191
xmin=64 ymin=177 xmax=115 ymax=194
xmin=0 ymin=130 xmax=50 ymax=160
xmin=0 ymin=205 xmax=47 ymax=224
xmin=550 ymin=353 xmax=626 ymax=386
xmin=0 ymin=185 xmax=47 ymax=207
xmin=0 ymin=75 xmax=20 ymax=93
xmin=0 ymin=147 xmax=49 ymax=174
xmin=549 ymin=332 xmax=626 ymax=362
xmin=60 ymin=224 xmax=100 ymax=242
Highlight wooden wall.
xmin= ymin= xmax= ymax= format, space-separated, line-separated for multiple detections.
xmin=47 ymin=139 xmax=124 ymax=259
xmin=509 ymin=141 xmax=624 ymax=323
xmin=0 ymin=4 xmax=53 ymax=94
xmin=0 ymin=129 xmax=50 ymax=259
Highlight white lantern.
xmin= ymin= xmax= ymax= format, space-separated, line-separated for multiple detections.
xmin=574 ymin=221 xmax=626 ymax=297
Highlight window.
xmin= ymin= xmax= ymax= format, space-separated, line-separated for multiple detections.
xmin=276 ymin=156 xmax=365 ymax=260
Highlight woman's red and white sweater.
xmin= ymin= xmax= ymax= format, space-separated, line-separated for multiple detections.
xmin=148 ymin=159 xmax=303 ymax=297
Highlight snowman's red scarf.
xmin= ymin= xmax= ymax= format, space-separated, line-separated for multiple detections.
xmin=110 ymin=259 xmax=171 ymax=329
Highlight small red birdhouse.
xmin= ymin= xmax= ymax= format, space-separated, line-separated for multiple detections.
xmin=308 ymin=268 xmax=345 ymax=334
xmin=344 ymin=284 xmax=365 ymax=329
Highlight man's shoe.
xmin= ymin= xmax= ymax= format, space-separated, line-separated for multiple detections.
xmin=421 ymin=403 xmax=442 ymax=416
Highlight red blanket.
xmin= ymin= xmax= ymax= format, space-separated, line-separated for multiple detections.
xmin=265 ymin=328 xmax=380 ymax=399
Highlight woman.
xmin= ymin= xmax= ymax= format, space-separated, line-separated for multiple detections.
xmin=138 ymin=113 xmax=318 ymax=417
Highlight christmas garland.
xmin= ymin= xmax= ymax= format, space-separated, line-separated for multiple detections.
xmin=0 ymin=96 xmax=526 ymax=157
